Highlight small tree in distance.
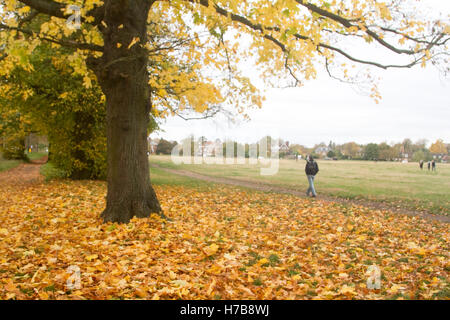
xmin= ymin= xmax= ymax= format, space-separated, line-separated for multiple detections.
xmin=156 ymin=139 xmax=177 ymax=155
xmin=429 ymin=139 xmax=447 ymax=155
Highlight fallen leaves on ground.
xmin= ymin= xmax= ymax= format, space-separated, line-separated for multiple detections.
xmin=0 ymin=180 xmax=449 ymax=300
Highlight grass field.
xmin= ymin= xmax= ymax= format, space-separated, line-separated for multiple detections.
xmin=0 ymin=152 xmax=48 ymax=172
xmin=0 ymin=158 xmax=22 ymax=172
xmin=26 ymin=152 xmax=47 ymax=161
xmin=150 ymin=155 xmax=450 ymax=216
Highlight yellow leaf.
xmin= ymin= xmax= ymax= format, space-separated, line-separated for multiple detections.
xmin=83 ymin=75 xmax=92 ymax=89
xmin=171 ymin=280 xmax=189 ymax=287
xmin=207 ymin=278 xmax=216 ymax=296
xmin=203 ymin=243 xmax=219 ymax=256
xmin=6 ymin=293 xmax=16 ymax=300
xmin=135 ymin=288 xmax=147 ymax=298
xmin=387 ymin=284 xmax=405 ymax=295
xmin=207 ymin=265 xmax=222 ymax=274
xmin=19 ymin=6 xmax=31 ymax=14
xmin=86 ymin=254 xmax=98 ymax=261
xmin=442 ymin=24 xmax=450 ymax=34
xmin=339 ymin=285 xmax=356 ymax=296
xmin=127 ymin=37 xmax=140 ymax=49
xmin=292 ymin=274 xmax=301 ymax=281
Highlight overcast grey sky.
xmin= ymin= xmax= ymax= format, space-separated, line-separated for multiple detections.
xmin=152 ymin=1 xmax=449 ymax=148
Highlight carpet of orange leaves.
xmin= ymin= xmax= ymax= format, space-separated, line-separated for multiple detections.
xmin=0 ymin=180 xmax=448 ymax=300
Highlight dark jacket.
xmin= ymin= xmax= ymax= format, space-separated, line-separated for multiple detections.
xmin=305 ymin=160 xmax=319 ymax=176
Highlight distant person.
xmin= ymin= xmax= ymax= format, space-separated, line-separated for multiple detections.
xmin=305 ymin=155 xmax=319 ymax=198
xmin=419 ymin=160 xmax=424 ymax=170
xmin=427 ymin=161 xmax=431 ymax=171
xmin=432 ymin=160 xmax=436 ymax=172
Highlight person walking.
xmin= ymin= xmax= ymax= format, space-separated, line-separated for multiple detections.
xmin=305 ymin=155 xmax=319 ymax=197
xmin=419 ymin=160 xmax=424 ymax=170
xmin=427 ymin=161 xmax=431 ymax=171
xmin=432 ymin=159 xmax=436 ymax=172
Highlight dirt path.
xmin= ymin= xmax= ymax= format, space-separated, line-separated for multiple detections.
xmin=0 ymin=156 xmax=47 ymax=186
xmin=151 ymin=164 xmax=450 ymax=224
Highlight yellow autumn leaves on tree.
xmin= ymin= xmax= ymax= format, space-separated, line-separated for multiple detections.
xmin=2 ymin=0 xmax=449 ymax=117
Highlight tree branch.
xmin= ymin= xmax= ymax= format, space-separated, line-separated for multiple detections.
xmin=18 ymin=0 xmax=105 ymax=25
xmin=295 ymin=0 xmax=448 ymax=55
xmin=0 ymin=23 xmax=103 ymax=52
xmin=0 ymin=53 xmax=8 ymax=62
xmin=18 ymin=10 xmax=40 ymax=28
xmin=192 ymin=0 xmax=432 ymax=71
xmin=18 ymin=0 xmax=66 ymax=19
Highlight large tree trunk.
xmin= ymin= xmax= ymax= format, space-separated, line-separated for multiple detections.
xmin=88 ymin=0 xmax=162 ymax=223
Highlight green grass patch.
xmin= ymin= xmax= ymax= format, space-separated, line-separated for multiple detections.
xmin=0 ymin=159 xmax=21 ymax=172
xmin=150 ymin=166 xmax=213 ymax=190
xmin=40 ymin=162 xmax=68 ymax=181
xmin=26 ymin=152 xmax=48 ymax=161
xmin=0 ymin=152 xmax=48 ymax=172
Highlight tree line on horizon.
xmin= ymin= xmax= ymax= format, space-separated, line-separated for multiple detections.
xmin=152 ymin=136 xmax=450 ymax=162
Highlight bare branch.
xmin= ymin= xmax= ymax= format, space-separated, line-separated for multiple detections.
xmin=174 ymin=107 xmax=220 ymax=121
xmin=284 ymin=56 xmax=301 ymax=86
xmin=315 ymin=41 xmax=424 ymax=70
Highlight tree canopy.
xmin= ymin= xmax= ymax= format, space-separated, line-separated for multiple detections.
xmin=1 ymin=0 xmax=449 ymax=105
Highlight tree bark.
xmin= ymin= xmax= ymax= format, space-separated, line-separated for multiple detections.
xmin=88 ymin=0 xmax=162 ymax=223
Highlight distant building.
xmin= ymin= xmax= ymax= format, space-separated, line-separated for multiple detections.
xmin=148 ymin=137 xmax=160 ymax=154
xmin=315 ymin=145 xmax=330 ymax=157
xmin=197 ymin=139 xmax=221 ymax=157
xmin=204 ymin=141 xmax=218 ymax=157
xmin=279 ymin=141 xmax=290 ymax=153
